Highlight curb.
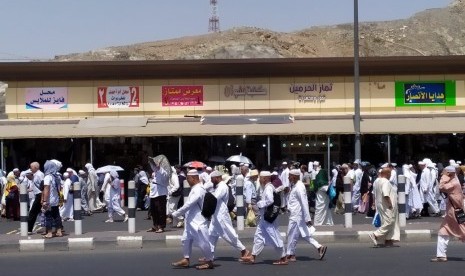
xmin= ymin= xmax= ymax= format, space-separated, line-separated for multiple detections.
xmin=0 ymin=229 xmax=439 ymax=253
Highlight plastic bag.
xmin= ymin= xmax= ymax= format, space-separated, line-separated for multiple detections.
xmin=246 ymin=209 xmax=256 ymax=227
xmin=372 ymin=212 xmax=381 ymax=228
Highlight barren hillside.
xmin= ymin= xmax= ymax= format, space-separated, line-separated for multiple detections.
xmin=55 ymin=0 xmax=465 ymax=61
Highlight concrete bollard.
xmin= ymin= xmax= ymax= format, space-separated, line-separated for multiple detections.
xmin=73 ymin=181 xmax=82 ymax=235
xmin=120 ymin=179 xmax=125 ymax=207
xmin=397 ymin=175 xmax=406 ymax=227
xmin=235 ymin=175 xmax=245 ymax=231
xmin=181 ymin=179 xmax=190 ymax=225
xmin=20 ymin=182 xmax=28 ymax=237
xmin=128 ymin=180 xmax=136 ymax=234
xmin=343 ymin=176 xmax=353 ymax=228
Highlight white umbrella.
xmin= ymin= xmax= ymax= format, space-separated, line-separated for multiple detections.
xmin=96 ymin=165 xmax=124 ymax=174
xmin=226 ymin=155 xmax=253 ymax=165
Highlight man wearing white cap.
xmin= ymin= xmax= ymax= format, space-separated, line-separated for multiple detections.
xmin=368 ymin=168 xmax=400 ymax=247
xmin=431 ymin=166 xmax=465 ymax=262
xmin=286 ymin=169 xmax=327 ymax=261
xmin=171 ymin=169 xmax=214 ymax=270
xmin=78 ymin=170 xmax=92 ymax=216
xmin=200 ymin=166 xmax=212 ymax=185
xmin=244 ymin=169 xmax=259 ymax=222
xmin=241 ymin=171 xmax=287 ymax=265
xmin=59 ymin=172 xmax=74 ymax=221
xmin=204 ymin=171 xmax=250 ymax=261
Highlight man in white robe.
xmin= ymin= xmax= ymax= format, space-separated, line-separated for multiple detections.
xmin=403 ymin=164 xmax=422 ymax=219
xmin=352 ymin=161 xmax=363 ymax=212
xmin=171 ymin=169 xmax=214 ymax=270
xmin=59 ymin=172 xmax=74 ymax=221
xmin=85 ymin=163 xmax=104 ymax=212
xmin=277 ymin=162 xmax=290 ymax=211
xmin=240 ymin=171 xmax=287 ymax=265
xmin=286 ymin=169 xmax=327 ymax=261
xmin=420 ymin=159 xmax=440 ymax=216
xmin=205 ymin=171 xmax=249 ymax=260
xmin=368 ymin=168 xmax=400 ymax=247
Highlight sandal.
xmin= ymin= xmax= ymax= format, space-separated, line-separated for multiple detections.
xmin=196 ymin=262 xmax=214 ymax=270
xmin=42 ymin=233 xmax=53 ymax=239
xmin=155 ymin=228 xmax=164 ymax=233
xmin=272 ymin=259 xmax=288 ymax=265
xmin=147 ymin=227 xmax=157 ymax=232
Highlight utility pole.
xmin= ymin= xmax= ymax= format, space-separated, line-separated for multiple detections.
xmin=209 ymin=0 xmax=220 ymax=33
xmin=354 ymin=0 xmax=361 ymax=161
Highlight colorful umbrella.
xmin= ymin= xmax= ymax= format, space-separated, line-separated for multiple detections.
xmin=183 ymin=161 xmax=206 ymax=169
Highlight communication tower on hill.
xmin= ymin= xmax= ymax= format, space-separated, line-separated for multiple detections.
xmin=209 ymin=0 xmax=220 ymax=33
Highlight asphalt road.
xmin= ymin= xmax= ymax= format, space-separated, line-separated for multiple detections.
xmin=0 ymin=209 xmax=444 ymax=235
xmin=1 ymin=242 xmax=464 ymax=276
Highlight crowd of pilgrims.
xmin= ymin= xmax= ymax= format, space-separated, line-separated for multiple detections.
xmin=1 ymin=157 xmax=464 ymax=267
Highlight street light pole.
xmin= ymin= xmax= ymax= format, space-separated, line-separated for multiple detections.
xmin=354 ymin=0 xmax=361 ymax=161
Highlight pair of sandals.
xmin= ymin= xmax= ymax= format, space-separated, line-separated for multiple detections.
xmin=147 ymin=227 xmax=164 ymax=233
xmin=172 ymin=260 xmax=214 ymax=270
xmin=42 ymin=231 xmax=63 ymax=239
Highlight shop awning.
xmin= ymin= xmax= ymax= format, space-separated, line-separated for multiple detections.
xmin=0 ymin=113 xmax=465 ymax=138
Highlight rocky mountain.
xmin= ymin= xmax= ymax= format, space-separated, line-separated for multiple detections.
xmin=54 ymin=0 xmax=465 ymax=61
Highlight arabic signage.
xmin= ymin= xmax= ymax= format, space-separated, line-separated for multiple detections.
xmin=395 ymin=81 xmax=456 ymax=107
xmin=289 ymin=83 xmax=333 ymax=103
xmin=224 ymin=85 xmax=268 ymax=98
xmin=97 ymin=86 xmax=140 ymax=108
xmin=25 ymin=87 xmax=68 ymax=110
xmin=162 ymin=85 xmax=203 ymax=106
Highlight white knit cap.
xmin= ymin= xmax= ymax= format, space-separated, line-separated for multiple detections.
xmin=289 ymin=169 xmax=301 ymax=176
xmin=259 ymin=171 xmax=271 ymax=177
xmin=187 ymin=169 xmax=199 ymax=176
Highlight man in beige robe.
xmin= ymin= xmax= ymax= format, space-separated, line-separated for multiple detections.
xmin=368 ymin=168 xmax=400 ymax=247
xmin=431 ymin=166 xmax=465 ymax=262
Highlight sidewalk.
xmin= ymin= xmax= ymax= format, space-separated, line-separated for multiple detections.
xmin=0 ymin=218 xmax=442 ymax=253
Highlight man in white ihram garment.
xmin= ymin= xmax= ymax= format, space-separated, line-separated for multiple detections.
xmin=286 ymin=169 xmax=327 ymax=262
xmin=171 ymin=169 xmax=214 ymax=270
xmin=59 ymin=172 xmax=74 ymax=221
xmin=240 ymin=171 xmax=288 ymax=265
xmin=202 ymin=171 xmax=250 ymax=261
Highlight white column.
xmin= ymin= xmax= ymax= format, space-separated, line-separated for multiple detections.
xmin=343 ymin=176 xmax=353 ymax=228
xmin=73 ymin=181 xmax=82 ymax=236
xmin=397 ymin=175 xmax=406 ymax=227
xmin=128 ymin=180 xmax=136 ymax=234
xmin=20 ymin=182 xmax=28 ymax=237
xmin=235 ymin=175 xmax=245 ymax=231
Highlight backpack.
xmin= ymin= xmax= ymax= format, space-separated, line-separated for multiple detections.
xmin=264 ymin=189 xmax=281 ymax=223
xmin=227 ymin=185 xmax=235 ymax=212
xmin=201 ymin=192 xmax=218 ymax=220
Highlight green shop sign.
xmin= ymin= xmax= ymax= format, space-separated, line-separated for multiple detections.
xmin=395 ymin=80 xmax=456 ymax=107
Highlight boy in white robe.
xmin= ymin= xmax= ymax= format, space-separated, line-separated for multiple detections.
xmin=286 ymin=169 xmax=327 ymax=261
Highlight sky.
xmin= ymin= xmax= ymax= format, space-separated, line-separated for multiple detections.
xmin=0 ymin=0 xmax=453 ymax=61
